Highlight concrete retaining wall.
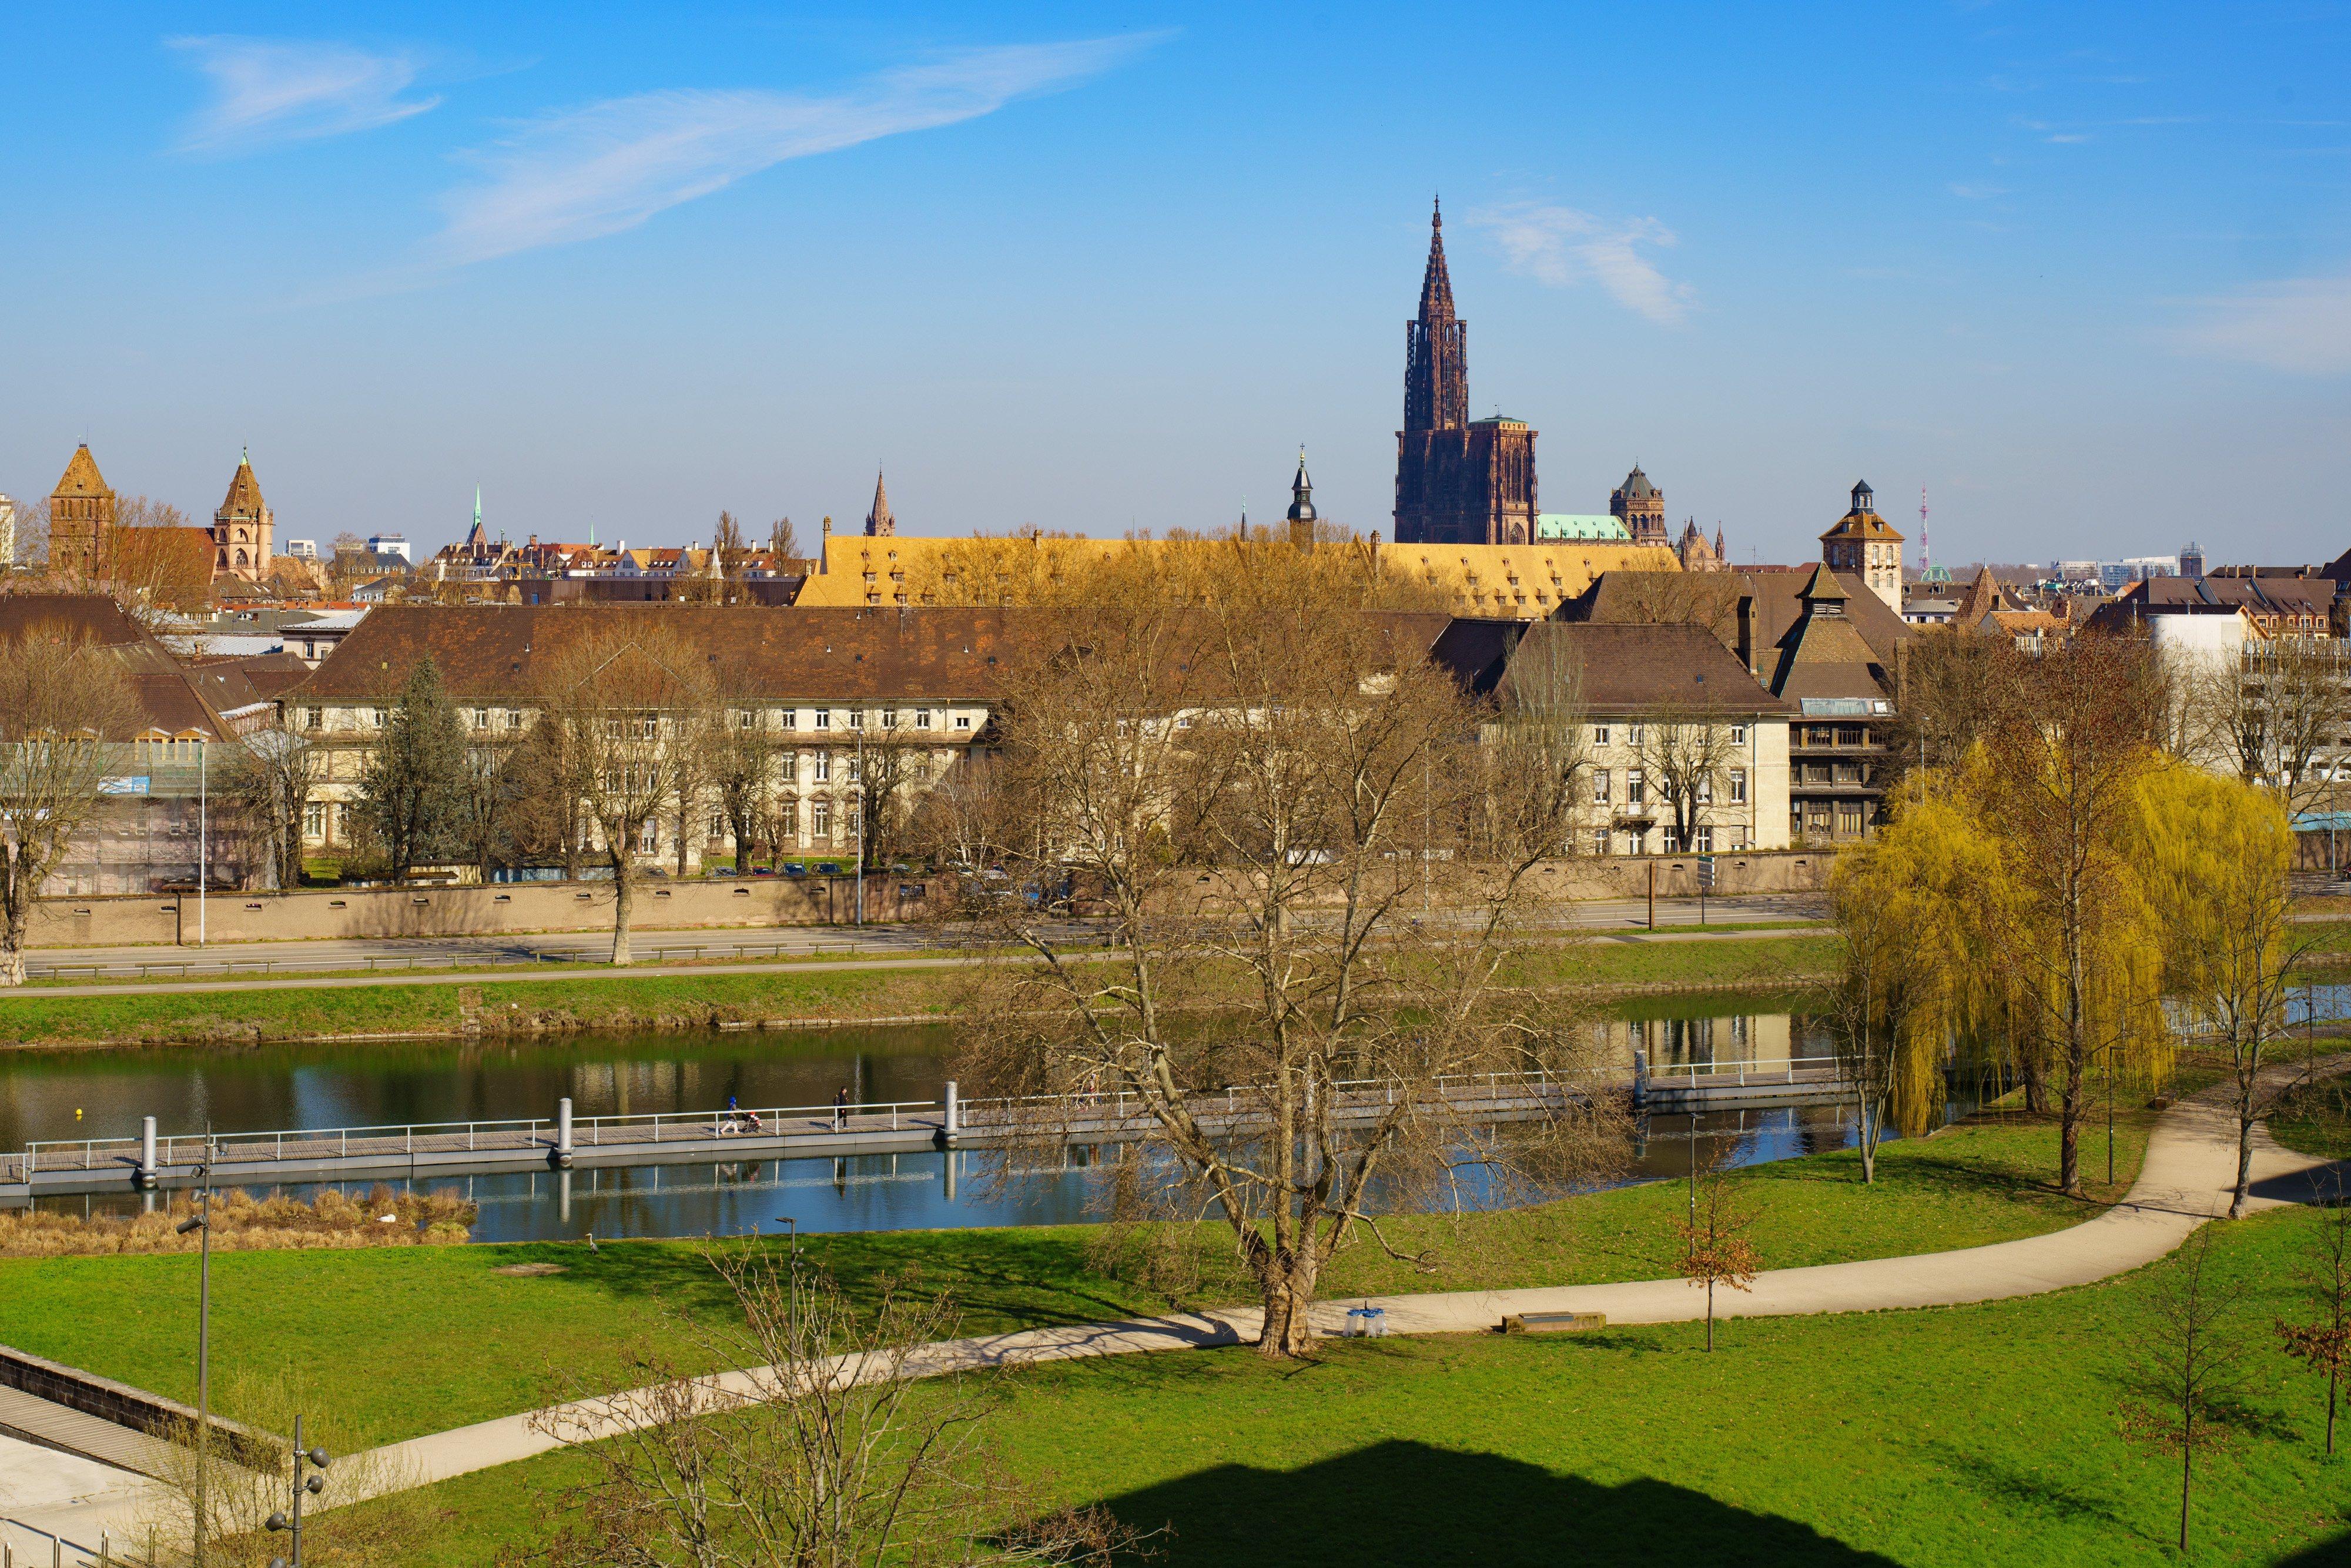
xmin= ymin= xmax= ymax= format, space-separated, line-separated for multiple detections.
xmin=0 ymin=1342 xmax=279 ymax=1467
xmin=26 ymin=850 xmax=1831 ymax=950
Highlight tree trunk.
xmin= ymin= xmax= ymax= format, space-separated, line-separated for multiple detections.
xmin=2329 ymin=1366 xmax=2339 ymax=1456
xmin=611 ymin=861 xmax=635 ymax=967
xmin=2229 ymin=1109 xmax=2256 ymax=1220
xmin=2178 ymin=1438 xmax=2192 ymax=1553
xmin=1255 ymin=1268 xmax=1319 ymax=1359
xmin=1706 ymin=1279 xmax=1716 ymax=1352
xmin=0 ymin=893 xmax=26 ymax=988
xmin=2059 ymin=1050 xmax=2084 ymax=1198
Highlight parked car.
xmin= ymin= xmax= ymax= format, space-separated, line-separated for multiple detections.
xmin=782 ymin=863 xmax=807 ymax=878
xmin=816 ymin=861 xmax=843 ymax=876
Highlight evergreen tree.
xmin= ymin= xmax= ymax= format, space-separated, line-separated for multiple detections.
xmin=357 ymin=657 xmax=469 ymax=879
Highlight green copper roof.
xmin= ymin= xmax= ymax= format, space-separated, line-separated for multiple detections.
xmin=1535 ymin=514 xmax=1633 ymax=542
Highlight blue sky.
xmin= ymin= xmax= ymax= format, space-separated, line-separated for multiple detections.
xmin=2 ymin=2 xmax=2346 ymax=567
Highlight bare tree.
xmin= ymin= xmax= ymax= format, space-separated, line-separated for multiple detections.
xmin=520 ymin=1252 xmax=1138 ymax=1568
xmin=2119 ymin=1223 xmax=2250 ymax=1556
xmin=0 ymin=624 xmax=137 ymax=983
xmin=909 ymin=750 xmax=1007 ymax=870
xmin=536 ymin=624 xmax=715 ymax=963
xmin=1673 ymin=1147 xmax=1761 ymax=1352
xmin=1629 ymin=708 xmax=1737 ymax=853
xmin=712 ymin=702 xmax=777 ymax=871
xmin=767 ymin=516 xmax=801 ymax=563
xmin=507 ymin=715 xmax=588 ymax=883
xmin=225 ymin=717 xmax=321 ymax=892
xmin=2192 ymin=635 xmax=2350 ymax=819
xmin=2278 ymin=1183 xmax=2351 ymax=1456
xmin=1890 ymin=629 xmax=2017 ymax=787
xmin=960 ymin=547 xmax=1622 ymax=1358
xmin=454 ymin=724 xmax=526 ymax=882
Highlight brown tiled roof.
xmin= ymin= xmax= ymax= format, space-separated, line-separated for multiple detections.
xmin=294 ymin=605 xmax=1057 ymax=703
xmin=1766 ymin=569 xmax=1891 ymax=705
xmin=1563 ymin=565 xmax=1913 ymax=671
xmin=189 ymin=648 xmax=313 ymax=702
xmin=1820 ymin=505 xmax=1903 ymax=544
xmin=51 ymin=444 xmax=112 ymax=501
xmin=1431 ymin=618 xmax=1790 ymax=716
xmin=0 ymin=592 xmax=236 ymax=738
xmin=217 ymin=456 xmax=265 ymax=520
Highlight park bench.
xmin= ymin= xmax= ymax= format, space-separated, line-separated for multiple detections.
xmin=1500 ymin=1311 xmax=1607 ymax=1335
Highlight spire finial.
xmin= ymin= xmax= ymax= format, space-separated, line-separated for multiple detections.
xmin=1432 ymin=194 xmax=1441 ymax=230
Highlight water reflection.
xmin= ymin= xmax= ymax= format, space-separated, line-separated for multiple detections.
xmin=6 ymin=1006 xmax=1910 ymax=1241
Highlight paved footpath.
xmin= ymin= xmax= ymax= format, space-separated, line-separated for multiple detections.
xmin=9 ymin=1071 xmax=2333 ymax=1554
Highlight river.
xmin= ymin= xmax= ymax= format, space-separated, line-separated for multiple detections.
xmin=1 ymin=1001 xmax=1904 ymax=1242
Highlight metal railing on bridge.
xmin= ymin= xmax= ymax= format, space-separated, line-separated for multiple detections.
xmin=3 ymin=1056 xmax=1851 ymax=1189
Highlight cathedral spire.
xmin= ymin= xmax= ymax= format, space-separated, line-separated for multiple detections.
xmin=1418 ymin=196 xmax=1456 ymax=323
xmin=1403 ymin=199 xmax=1468 ymax=435
xmin=865 ymin=468 xmax=895 ymax=537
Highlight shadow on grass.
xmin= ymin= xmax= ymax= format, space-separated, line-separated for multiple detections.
xmin=2274 ymin=1525 xmax=2351 ymax=1566
xmin=1093 ymin=1438 xmax=1899 ymax=1567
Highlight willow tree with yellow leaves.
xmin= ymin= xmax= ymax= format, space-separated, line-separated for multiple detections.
xmin=1842 ymin=635 xmax=2172 ymax=1198
xmin=2133 ymin=763 xmax=2313 ymax=1217
xmin=1829 ymin=794 xmax=1988 ymax=1177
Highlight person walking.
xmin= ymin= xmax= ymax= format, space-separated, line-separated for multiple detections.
xmin=832 ymin=1086 xmax=850 ymax=1131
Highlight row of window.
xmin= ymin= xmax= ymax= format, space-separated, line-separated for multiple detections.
xmin=1590 ymin=723 xmax=1750 ymax=748
xmin=300 ymin=798 xmax=866 ymax=846
xmin=1592 ymin=768 xmax=1749 ymax=806
xmin=304 ymin=705 xmax=979 ymax=733
xmin=1589 ymin=826 xmax=1749 ymax=856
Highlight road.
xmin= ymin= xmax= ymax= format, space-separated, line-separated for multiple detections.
xmin=18 ymin=893 xmax=1825 ymax=983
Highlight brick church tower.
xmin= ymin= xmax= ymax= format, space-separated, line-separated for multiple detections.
xmin=47 ymin=444 xmax=114 ymax=580
xmin=1393 ymin=202 xmax=1536 ymax=545
xmin=212 ymin=448 xmax=273 ymax=582
xmin=1610 ymin=465 xmax=1667 ymax=544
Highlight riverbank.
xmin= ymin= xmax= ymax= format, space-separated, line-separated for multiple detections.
xmin=0 ymin=932 xmax=1848 ymax=1048
xmin=0 ymin=1103 xmax=2152 ymax=1445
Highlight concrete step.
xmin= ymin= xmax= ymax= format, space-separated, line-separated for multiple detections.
xmin=0 ymin=1386 xmax=179 ymax=1482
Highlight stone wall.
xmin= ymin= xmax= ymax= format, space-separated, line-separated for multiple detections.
xmin=0 ymin=1341 xmax=279 ymax=1468
xmin=26 ymin=850 xmax=1831 ymax=950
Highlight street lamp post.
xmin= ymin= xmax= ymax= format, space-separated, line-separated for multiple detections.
xmin=173 ymin=1136 xmax=216 ymax=1567
xmin=198 ymin=735 xmax=208 ymax=946
xmin=264 ymin=1413 xmax=332 ymax=1568
xmin=855 ymin=723 xmax=865 ymax=926
xmin=773 ymin=1214 xmax=799 ymax=1347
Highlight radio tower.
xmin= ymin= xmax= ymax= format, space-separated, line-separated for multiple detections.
xmin=1918 ymin=486 xmax=1930 ymax=579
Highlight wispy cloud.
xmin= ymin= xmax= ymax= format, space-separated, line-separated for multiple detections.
xmin=2169 ymin=273 xmax=2351 ymax=374
xmin=1466 ymin=202 xmax=1693 ymax=326
xmin=430 ymin=37 xmax=1158 ymax=268
xmin=170 ymin=36 xmax=439 ymax=152
xmin=1947 ymin=181 xmax=2007 ymax=200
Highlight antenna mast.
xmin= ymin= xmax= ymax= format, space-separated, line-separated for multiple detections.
xmin=1918 ymin=486 xmax=1930 ymax=578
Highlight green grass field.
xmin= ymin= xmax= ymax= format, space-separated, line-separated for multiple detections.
xmin=376 ymin=1204 xmax=2351 ymax=1567
xmin=0 ymin=1107 xmax=2151 ymax=1446
xmin=0 ymin=931 xmax=1849 ymax=1048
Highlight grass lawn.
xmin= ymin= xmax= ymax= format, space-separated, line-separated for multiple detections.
xmin=0 ymin=931 xmax=1848 ymax=1048
xmin=379 ymin=1204 xmax=2351 ymax=1567
xmin=2268 ymin=1073 xmax=2351 ymax=1161
xmin=0 ymin=1106 xmax=2152 ymax=1445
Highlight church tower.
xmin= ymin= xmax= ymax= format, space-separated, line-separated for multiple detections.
xmin=212 ymin=448 xmax=272 ymax=582
xmin=1392 ymin=201 xmax=1537 ymax=545
xmin=1610 ymin=465 xmax=1667 ymax=545
xmin=864 ymin=470 xmax=895 ymax=537
xmin=1285 ymin=447 xmax=1318 ymax=546
xmin=1818 ymin=480 xmax=1904 ymax=614
xmin=48 ymin=444 xmax=114 ymax=581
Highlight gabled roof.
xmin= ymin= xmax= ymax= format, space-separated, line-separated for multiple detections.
xmin=1767 ymin=577 xmax=1890 ymax=705
xmin=1951 ymin=565 xmax=2011 ymax=629
xmin=1820 ymin=505 xmax=1903 ymax=544
xmin=52 ymin=444 xmax=111 ymax=500
xmin=1430 ymin=618 xmax=1791 ymax=717
xmin=0 ymin=592 xmax=237 ymax=739
xmin=1562 ymin=565 xmax=1914 ymax=671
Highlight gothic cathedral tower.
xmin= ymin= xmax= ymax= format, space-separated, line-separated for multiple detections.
xmin=212 ymin=450 xmax=272 ymax=582
xmin=1393 ymin=202 xmax=1536 ymax=545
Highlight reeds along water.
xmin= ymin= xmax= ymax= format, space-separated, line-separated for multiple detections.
xmin=0 ymin=1184 xmax=475 ymax=1257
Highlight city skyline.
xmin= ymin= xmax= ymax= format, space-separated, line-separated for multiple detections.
xmin=2 ymin=2 xmax=2346 ymax=565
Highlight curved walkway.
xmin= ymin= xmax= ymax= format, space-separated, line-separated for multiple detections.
xmin=11 ymin=1071 xmax=2344 ymax=1550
